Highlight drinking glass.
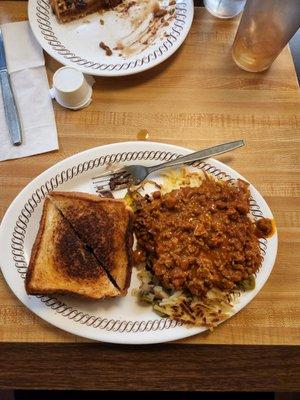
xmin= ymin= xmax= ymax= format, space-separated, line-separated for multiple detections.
xmin=204 ymin=0 xmax=246 ymax=19
xmin=232 ymin=0 xmax=300 ymax=72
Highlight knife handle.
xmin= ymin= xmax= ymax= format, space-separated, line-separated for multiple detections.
xmin=0 ymin=70 xmax=22 ymax=146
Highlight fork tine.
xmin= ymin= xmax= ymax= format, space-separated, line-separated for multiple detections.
xmin=105 ymin=183 xmax=130 ymax=191
xmin=92 ymin=167 xmax=133 ymax=192
xmin=95 ymin=183 xmax=111 ymax=192
xmin=91 ymin=168 xmax=125 ymax=181
xmin=93 ymin=175 xmax=126 ymax=187
xmin=93 ymin=176 xmax=116 ymax=185
xmin=94 ymin=181 xmax=130 ymax=193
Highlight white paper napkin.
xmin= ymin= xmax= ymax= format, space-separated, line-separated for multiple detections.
xmin=0 ymin=21 xmax=58 ymax=162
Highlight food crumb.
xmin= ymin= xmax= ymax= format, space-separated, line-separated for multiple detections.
xmin=100 ymin=19 xmax=104 ymax=25
xmin=124 ymin=1 xmax=136 ymax=12
xmin=99 ymin=41 xmax=112 ymax=56
xmin=153 ymin=8 xmax=168 ymax=19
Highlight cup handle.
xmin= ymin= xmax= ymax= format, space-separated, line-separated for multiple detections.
xmin=49 ymin=87 xmax=55 ymax=99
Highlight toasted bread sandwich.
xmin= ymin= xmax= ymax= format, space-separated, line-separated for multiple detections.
xmin=25 ymin=198 xmax=120 ymax=299
xmin=48 ymin=191 xmax=133 ymax=294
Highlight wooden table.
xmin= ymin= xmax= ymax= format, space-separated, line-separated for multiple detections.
xmin=0 ymin=1 xmax=300 ymax=391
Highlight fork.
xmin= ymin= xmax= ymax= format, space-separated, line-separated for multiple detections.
xmin=92 ymin=140 xmax=245 ymax=192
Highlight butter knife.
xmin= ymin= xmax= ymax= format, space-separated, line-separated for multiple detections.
xmin=0 ymin=28 xmax=22 ymax=146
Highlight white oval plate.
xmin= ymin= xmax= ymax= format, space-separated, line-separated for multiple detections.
xmin=28 ymin=0 xmax=194 ymax=76
xmin=0 ymin=141 xmax=278 ymax=344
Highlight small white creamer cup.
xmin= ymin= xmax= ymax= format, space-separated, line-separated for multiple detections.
xmin=50 ymin=66 xmax=94 ymax=110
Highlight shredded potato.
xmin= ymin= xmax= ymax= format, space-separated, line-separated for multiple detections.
xmin=134 ymin=267 xmax=235 ymax=328
xmin=160 ymin=167 xmax=205 ymax=194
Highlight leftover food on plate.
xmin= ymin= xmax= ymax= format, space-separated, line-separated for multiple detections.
xmin=50 ymin=0 xmax=123 ymax=24
xmin=129 ymin=168 xmax=275 ymax=327
xmin=25 ymin=191 xmax=133 ymax=299
xmin=49 ymin=0 xmax=177 ymax=58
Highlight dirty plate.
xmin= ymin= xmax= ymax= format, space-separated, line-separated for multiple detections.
xmin=28 ymin=0 xmax=194 ymax=76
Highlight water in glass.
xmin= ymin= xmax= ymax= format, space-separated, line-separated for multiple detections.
xmin=204 ymin=0 xmax=246 ymax=19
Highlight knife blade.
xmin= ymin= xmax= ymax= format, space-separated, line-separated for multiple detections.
xmin=0 ymin=28 xmax=22 ymax=146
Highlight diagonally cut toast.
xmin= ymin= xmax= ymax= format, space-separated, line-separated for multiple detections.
xmin=48 ymin=191 xmax=133 ymax=294
xmin=25 ymin=198 xmax=120 ymax=299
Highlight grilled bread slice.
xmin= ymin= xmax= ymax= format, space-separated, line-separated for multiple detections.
xmin=50 ymin=0 xmax=123 ymax=24
xmin=48 ymin=191 xmax=133 ymax=294
xmin=25 ymin=198 xmax=120 ymax=299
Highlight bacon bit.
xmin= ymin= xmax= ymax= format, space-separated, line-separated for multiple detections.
xmin=153 ymin=8 xmax=168 ymax=18
xmin=123 ymin=1 xmax=136 ymax=12
xmin=99 ymin=41 xmax=112 ymax=56
xmin=114 ymin=42 xmax=124 ymax=50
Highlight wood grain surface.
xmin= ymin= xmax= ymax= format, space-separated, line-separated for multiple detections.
xmin=0 ymin=2 xmax=300 ymax=349
xmin=0 ymin=343 xmax=299 ymax=391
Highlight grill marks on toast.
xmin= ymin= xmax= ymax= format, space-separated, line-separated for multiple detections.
xmin=53 ymin=200 xmax=122 ymax=292
xmin=25 ymin=199 xmax=119 ymax=299
xmin=53 ymin=206 xmax=108 ymax=280
xmin=63 ymin=206 xmax=115 ymax=274
xmin=48 ymin=192 xmax=133 ymax=294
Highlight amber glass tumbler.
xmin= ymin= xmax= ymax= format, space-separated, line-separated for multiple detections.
xmin=232 ymin=0 xmax=300 ymax=72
